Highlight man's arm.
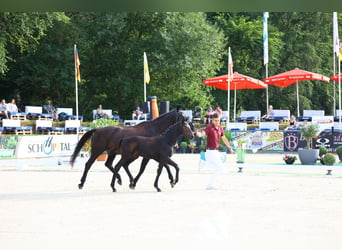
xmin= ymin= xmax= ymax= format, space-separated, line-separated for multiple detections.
xmin=195 ymin=129 xmax=206 ymax=138
xmin=221 ymin=135 xmax=235 ymax=153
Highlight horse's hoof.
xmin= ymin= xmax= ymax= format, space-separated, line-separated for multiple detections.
xmin=129 ymin=184 xmax=135 ymax=190
xmin=117 ymin=179 xmax=122 ymax=185
xmin=78 ymin=184 xmax=83 ymax=189
xmin=112 ymin=188 xmax=117 ymax=192
xmin=157 ymin=188 xmax=161 ymax=192
xmin=170 ymin=183 xmax=175 ymax=188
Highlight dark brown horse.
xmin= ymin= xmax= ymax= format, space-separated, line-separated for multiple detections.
xmin=70 ymin=110 xmax=183 ymax=189
xmin=110 ymin=117 xmax=194 ymax=192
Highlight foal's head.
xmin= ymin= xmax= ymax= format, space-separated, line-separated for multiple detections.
xmin=181 ymin=119 xmax=194 ymax=139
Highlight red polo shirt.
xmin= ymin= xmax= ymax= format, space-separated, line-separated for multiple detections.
xmin=204 ymin=124 xmax=224 ymax=149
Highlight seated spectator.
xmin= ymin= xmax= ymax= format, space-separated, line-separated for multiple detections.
xmin=132 ymin=106 xmax=143 ymax=120
xmin=0 ymin=99 xmax=9 ymax=119
xmin=215 ymin=106 xmax=222 ymax=119
xmin=285 ymin=115 xmax=298 ymax=130
xmin=96 ymin=104 xmax=110 ymax=119
xmin=205 ymin=106 xmax=215 ymax=124
xmin=262 ymin=105 xmax=274 ymax=119
xmin=43 ymin=100 xmax=57 ymax=120
xmin=7 ymin=99 xmax=19 ymax=114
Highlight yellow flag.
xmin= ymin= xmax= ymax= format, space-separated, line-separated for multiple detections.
xmin=74 ymin=46 xmax=81 ymax=81
xmin=144 ymin=52 xmax=150 ymax=84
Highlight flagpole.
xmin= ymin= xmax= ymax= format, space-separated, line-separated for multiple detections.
xmin=333 ymin=12 xmax=339 ymax=116
xmin=227 ymin=47 xmax=231 ymax=129
xmin=144 ymin=52 xmax=146 ymax=102
xmin=74 ymin=44 xmax=79 ymax=138
xmin=263 ymin=12 xmax=269 ymax=112
xmin=338 ymin=41 xmax=341 ymax=127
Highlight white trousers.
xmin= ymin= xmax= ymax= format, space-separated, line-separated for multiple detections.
xmin=205 ymin=149 xmax=225 ymax=188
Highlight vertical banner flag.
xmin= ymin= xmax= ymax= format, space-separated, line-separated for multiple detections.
xmin=74 ymin=46 xmax=81 ymax=81
xmin=228 ymin=48 xmax=234 ymax=80
xmin=144 ymin=52 xmax=150 ymax=84
xmin=263 ymin=12 xmax=269 ymax=65
xmin=333 ymin=12 xmax=340 ymax=57
xmin=340 ymin=42 xmax=342 ymax=60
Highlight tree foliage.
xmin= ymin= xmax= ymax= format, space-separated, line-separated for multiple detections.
xmin=0 ymin=12 xmax=340 ymax=120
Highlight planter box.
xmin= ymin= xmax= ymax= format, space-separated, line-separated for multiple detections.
xmin=298 ymin=149 xmax=319 ymax=165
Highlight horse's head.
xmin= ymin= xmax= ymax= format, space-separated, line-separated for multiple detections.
xmin=181 ymin=118 xmax=194 ymax=139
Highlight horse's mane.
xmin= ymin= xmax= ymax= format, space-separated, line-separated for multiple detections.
xmin=133 ymin=109 xmax=180 ymax=128
xmin=160 ymin=119 xmax=183 ymax=136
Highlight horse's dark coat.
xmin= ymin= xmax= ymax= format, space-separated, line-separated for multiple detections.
xmin=69 ymin=110 xmax=183 ymax=190
xmin=111 ymin=117 xmax=194 ymax=192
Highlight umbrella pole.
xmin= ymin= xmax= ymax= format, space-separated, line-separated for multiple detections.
xmin=296 ymin=81 xmax=300 ymax=116
xmin=234 ymin=84 xmax=237 ymax=121
xmin=265 ymin=64 xmax=269 ymax=113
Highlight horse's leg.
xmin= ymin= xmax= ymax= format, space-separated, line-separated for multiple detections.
xmin=132 ymin=158 xmax=150 ymax=189
xmin=164 ymin=158 xmax=179 ymax=186
xmin=154 ymin=162 xmax=164 ymax=192
xmin=163 ymin=164 xmax=175 ymax=187
xmin=78 ymin=153 xmax=98 ymax=189
xmin=105 ymin=152 xmax=122 ymax=185
xmin=110 ymin=156 xmax=137 ymax=192
xmin=120 ymin=158 xmax=137 ymax=189
xmin=110 ymin=160 xmax=124 ymax=192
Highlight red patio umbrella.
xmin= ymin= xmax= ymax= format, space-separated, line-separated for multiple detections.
xmin=330 ymin=73 xmax=342 ymax=82
xmin=203 ymin=72 xmax=266 ymax=121
xmin=264 ymin=68 xmax=330 ymax=116
xmin=204 ymin=72 xmax=267 ymax=90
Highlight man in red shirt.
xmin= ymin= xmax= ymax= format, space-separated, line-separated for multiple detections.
xmin=195 ymin=113 xmax=234 ymax=190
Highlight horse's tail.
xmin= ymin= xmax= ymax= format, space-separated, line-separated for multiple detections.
xmin=70 ymin=129 xmax=96 ymax=167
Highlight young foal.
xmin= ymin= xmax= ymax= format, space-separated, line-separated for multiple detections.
xmin=111 ymin=118 xmax=194 ymax=192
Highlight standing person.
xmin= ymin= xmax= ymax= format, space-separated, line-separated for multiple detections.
xmin=0 ymin=99 xmax=9 ymax=119
xmin=205 ymin=106 xmax=214 ymax=124
xmin=215 ymin=106 xmax=222 ymax=120
xmin=195 ymin=113 xmax=235 ymax=190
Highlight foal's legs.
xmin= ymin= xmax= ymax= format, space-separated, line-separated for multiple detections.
xmin=131 ymin=158 xmax=175 ymax=189
xmin=110 ymin=157 xmax=137 ymax=192
xmin=165 ymin=158 xmax=180 ymax=185
xmin=153 ymin=158 xmax=180 ymax=191
xmin=131 ymin=158 xmax=150 ymax=189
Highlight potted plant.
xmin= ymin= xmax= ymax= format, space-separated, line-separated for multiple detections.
xmin=322 ymin=153 xmax=336 ymax=166
xmin=298 ymin=122 xmax=319 ymax=165
xmin=188 ymin=141 xmax=197 ymax=153
xmin=318 ymin=146 xmax=328 ymax=164
xmin=198 ymin=144 xmax=206 ymax=152
xmin=180 ymin=141 xmax=188 ymax=153
xmin=283 ymin=154 xmax=297 ymax=164
xmin=318 ymin=146 xmax=328 ymax=156
xmin=90 ymin=118 xmax=119 ymax=161
xmin=336 ymin=146 xmax=342 ymax=162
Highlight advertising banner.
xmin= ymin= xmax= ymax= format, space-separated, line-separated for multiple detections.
xmin=16 ymin=135 xmax=79 ymax=158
